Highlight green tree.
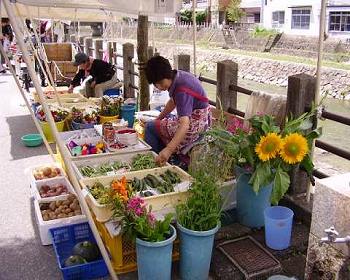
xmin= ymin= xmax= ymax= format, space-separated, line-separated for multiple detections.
xmin=226 ymin=0 xmax=245 ymax=23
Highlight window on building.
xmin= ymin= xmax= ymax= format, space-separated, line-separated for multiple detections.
xmin=291 ymin=9 xmax=311 ymax=29
xmin=329 ymin=11 xmax=350 ymax=32
xmin=272 ymin=11 xmax=285 ymax=27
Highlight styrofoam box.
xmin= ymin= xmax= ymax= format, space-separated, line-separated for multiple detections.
xmin=34 ymin=199 xmax=87 ymax=245
xmin=80 ymin=166 xmax=193 ymax=222
xmin=72 ymin=151 xmax=168 ymax=180
xmin=33 ymin=177 xmax=76 ymax=203
xmin=28 ymin=163 xmax=66 ymax=190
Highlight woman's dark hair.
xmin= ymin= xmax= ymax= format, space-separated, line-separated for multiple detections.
xmin=145 ymin=56 xmax=173 ymax=84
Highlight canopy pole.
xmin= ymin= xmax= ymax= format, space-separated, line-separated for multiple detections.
xmin=306 ymin=0 xmax=327 ymax=203
xmin=22 ymin=5 xmax=63 ymax=106
xmin=51 ymin=19 xmax=54 ymax=43
xmin=0 ymin=43 xmax=55 ymax=161
xmin=3 ymin=2 xmax=119 ymax=279
xmin=192 ymin=0 xmax=197 ymax=75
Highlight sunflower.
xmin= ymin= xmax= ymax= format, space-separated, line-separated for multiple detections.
xmin=280 ymin=133 xmax=309 ymax=164
xmin=255 ymin=133 xmax=283 ymax=162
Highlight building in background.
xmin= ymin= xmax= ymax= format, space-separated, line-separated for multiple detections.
xmin=240 ymin=0 xmax=262 ymax=23
xmin=262 ymin=0 xmax=350 ymax=38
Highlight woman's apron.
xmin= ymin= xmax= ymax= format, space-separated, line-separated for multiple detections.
xmin=155 ymin=86 xmax=211 ymax=154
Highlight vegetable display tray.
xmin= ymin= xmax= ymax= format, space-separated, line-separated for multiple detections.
xmin=71 ymin=151 xmax=168 ymax=180
xmin=50 ymin=222 xmax=108 ymax=280
xmin=33 ymin=176 xmax=76 ymax=203
xmin=80 ymin=166 xmax=193 ymax=222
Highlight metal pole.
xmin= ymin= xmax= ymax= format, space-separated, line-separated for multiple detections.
xmin=308 ymin=0 xmax=327 ymax=203
xmin=192 ymin=0 xmax=197 ymax=75
xmin=315 ymin=0 xmax=327 ymax=105
xmin=3 ymin=2 xmax=119 ymax=279
xmin=0 ymin=43 xmax=55 ymax=161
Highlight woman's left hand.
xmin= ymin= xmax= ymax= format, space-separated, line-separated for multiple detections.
xmin=90 ymin=81 xmax=96 ymax=88
xmin=156 ymin=147 xmax=173 ymax=166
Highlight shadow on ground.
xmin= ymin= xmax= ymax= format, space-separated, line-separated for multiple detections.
xmin=6 ymin=115 xmax=54 ymax=160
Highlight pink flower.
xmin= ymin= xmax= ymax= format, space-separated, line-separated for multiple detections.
xmin=147 ymin=213 xmax=156 ymax=225
xmin=226 ymin=116 xmax=244 ymax=134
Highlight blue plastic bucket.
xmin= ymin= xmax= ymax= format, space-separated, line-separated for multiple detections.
xmin=177 ymin=222 xmax=219 ymax=280
xmin=264 ymin=206 xmax=294 ymax=250
xmin=103 ymin=88 xmax=120 ymax=97
xmin=136 ymin=225 xmax=176 ymax=280
xmin=121 ymin=104 xmax=136 ymax=128
xmin=235 ymin=166 xmax=272 ymax=228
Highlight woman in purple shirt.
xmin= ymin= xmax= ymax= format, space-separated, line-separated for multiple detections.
xmin=145 ymin=56 xmax=211 ymax=165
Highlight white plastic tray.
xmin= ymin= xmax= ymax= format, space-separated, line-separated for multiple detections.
xmin=34 ymin=199 xmax=87 ymax=245
xmin=32 ymin=177 xmax=76 ymax=203
xmin=80 ymin=166 xmax=193 ymax=222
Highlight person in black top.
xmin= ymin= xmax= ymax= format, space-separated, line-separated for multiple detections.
xmin=68 ymin=53 xmax=120 ymax=97
xmin=1 ymin=18 xmax=13 ymax=73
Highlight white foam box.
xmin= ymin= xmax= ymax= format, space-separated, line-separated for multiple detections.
xmin=34 ymin=199 xmax=87 ymax=245
xmin=80 ymin=166 xmax=193 ymax=222
xmin=32 ymin=177 xmax=76 ymax=203
xmin=71 ymin=151 xmax=167 ymax=180
xmin=28 ymin=163 xmax=66 ymax=190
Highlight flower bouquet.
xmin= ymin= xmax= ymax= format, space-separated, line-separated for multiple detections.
xmin=207 ymin=109 xmax=322 ymax=205
xmin=71 ymin=106 xmax=98 ymax=130
xmin=99 ymin=96 xmax=123 ymax=117
xmin=36 ymin=105 xmax=69 ymax=122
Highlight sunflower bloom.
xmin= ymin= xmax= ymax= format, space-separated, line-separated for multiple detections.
xmin=280 ymin=133 xmax=309 ymax=164
xmin=255 ymin=133 xmax=283 ymax=162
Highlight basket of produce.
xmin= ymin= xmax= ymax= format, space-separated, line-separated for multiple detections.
xmin=30 ymin=164 xmax=65 ymax=183
xmin=98 ymin=96 xmax=123 ymax=124
xmin=50 ymin=222 xmax=108 ymax=280
xmin=80 ymin=166 xmax=192 ymax=222
xmin=36 ymin=105 xmax=69 ymax=143
xmin=34 ymin=194 xmax=87 ymax=245
xmin=72 ymin=151 xmax=163 ymax=180
xmin=33 ymin=177 xmax=76 ymax=202
xmin=71 ymin=107 xmax=98 ymax=130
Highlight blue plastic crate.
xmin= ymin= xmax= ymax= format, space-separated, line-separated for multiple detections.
xmin=103 ymin=88 xmax=121 ymax=97
xmin=50 ymin=223 xmax=109 ymax=280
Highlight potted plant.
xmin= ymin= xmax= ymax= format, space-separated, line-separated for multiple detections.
xmin=206 ymin=110 xmax=321 ymax=228
xmin=115 ymin=197 xmax=176 ymax=280
xmin=176 ymin=172 xmax=221 ymax=280
xmin=98 ymin=96 xmax=123 ymax=124
xmin=36 ymin=105 xmax=69 ymax=142
xmin=71 ymin=107 xmax=98 ymax=130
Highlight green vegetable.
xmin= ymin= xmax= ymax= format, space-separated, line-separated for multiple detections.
xmin=64 ymin=255 xmax=87 ymax=267
xmin=131 ymin=153 xmax=157 ymax=171
xmin=79 ymin=161 xmax=130 ymax=178
xmin=72 ymin=241 xmax=100 ymax=262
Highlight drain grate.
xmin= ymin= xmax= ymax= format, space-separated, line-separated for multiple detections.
xmin=217 ymin=236 xmax=282 ymax=280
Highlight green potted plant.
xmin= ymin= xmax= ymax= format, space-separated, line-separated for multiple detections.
xmin=71 ymin=107 xmax=98 ymax=130
xmin=117 ymin=197 xmax=176 ymax=280
xmin=176 ymin=172 xmax=221 ymax=280
xmin=98 ymin=96 xmax=123 ymax=124
xmin=206 ymin=110 xmax=321 ymax=228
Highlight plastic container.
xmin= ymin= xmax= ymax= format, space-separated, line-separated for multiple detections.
xmin=21 ymin=134 xmax=43 ymax=147
xmin=71 ymin=120 xmax=96 ymax=130
xmin=80 ymin=166 xmax=192 ymax=222
xmin=136 ymin=224 xmax=176 ymax=280
xmin=103 ymin=88 xmax=121 ymax=97
xmin=33 ymin=177 xmax=75 ymax=203
xmin=235 ymin=166 xmax=272 ymax=228
xmin=264 ymin=206 xmax=294 ymax=250
xmin=29 ymin=163 xmax=66 ymax=184
xmin=92 ymin=213 xmax=179 ymax=274
xmin=33 ymin=199 xmax=87 ymax=245
xmin=50 ymin=222 xmax=108 ymax=280
xmin=116 ymin=129 xmax=138 ymax=146
xmin=40 ymin=119 xmax=66 ymax=143
xmin=121 ymin=104 xmax=136 ymax=128
xmin=99 ymin=115 xmax=119 ymax=124
xmin=177 ymin=222 xmax=219 ymax=280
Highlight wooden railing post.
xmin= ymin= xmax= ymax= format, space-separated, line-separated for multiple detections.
xmin=174 ymin=54 xmax=190 ymax=72
xmin=78 ymin=36 xmax=85 ymax=51
xmin=287 ymin=73 xmax=317 ymax=195
xmin=137 ymin=14 xmax=150 ymax=111
xmin=84 ymin=37 xmax=93 ymax=56
xmin=123 ymin=42 xmax=135 ymax=98
xmin=113 ymin=42 xmax=117 ymax=64
xmin=147 ymin=46 xmax=154 ymax=59
xmin=70 ymin=34 xmax=76 ymax=43
xmin=94 ymin=39 xmax=103 ymax=60
xmin=107 ymin=42 xmax=113 ymax=64
xmin=216 ymin=60 xmax=238 ymax=111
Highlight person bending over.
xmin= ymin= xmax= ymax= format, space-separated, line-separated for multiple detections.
xmin=144 ymin=56 xmax=211 ymax=165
